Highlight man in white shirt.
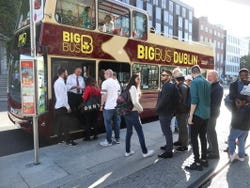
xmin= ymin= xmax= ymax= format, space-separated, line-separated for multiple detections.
xmin=100 ymin=69 xmax=121 ymax=146
xmin=66 ymin=67 xmax=85 ymax=118
xmin=54 ymin=68 xmax=77 ymax=146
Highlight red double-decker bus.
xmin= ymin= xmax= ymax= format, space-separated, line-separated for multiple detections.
xmin=8 ymin=0 xmax=214 ymax=138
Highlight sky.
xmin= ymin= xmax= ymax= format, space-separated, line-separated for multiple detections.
xmin=181 ymin=0 xmax=250 ymax=37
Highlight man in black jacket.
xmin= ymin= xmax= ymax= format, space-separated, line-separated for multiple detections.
xmin=174 ymin=72 xmax=190 ymax=151
xmin=156 ymin=70 xmax=177 ymax=158
xmin=207 ymin=70 xmax=223 ymax=159
xmin=228 ymin=68 xmax=249 ymax=109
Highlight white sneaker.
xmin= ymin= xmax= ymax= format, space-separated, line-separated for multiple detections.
xmin=238 ymin=157 xmax=245 ymax=162
xmin=229 ymin=153 xmax=238 ymax=162
xmin=99 ymin=140 xmax=112 ymax=147
xmin=125 ymin=151 xmax=135 ymax=157
xmin=142 ymin=150 xmax=154 ymax=158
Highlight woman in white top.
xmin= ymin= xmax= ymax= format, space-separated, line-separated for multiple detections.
xmin=124 ymin=74 xmax=154 ymax=158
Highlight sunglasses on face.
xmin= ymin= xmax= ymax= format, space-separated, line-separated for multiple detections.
xmin=161 ymin=74 xmax=170 ymax=77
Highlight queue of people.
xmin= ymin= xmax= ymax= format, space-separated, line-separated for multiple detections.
xmin=53 ymin=65 xmax=250 ymax=165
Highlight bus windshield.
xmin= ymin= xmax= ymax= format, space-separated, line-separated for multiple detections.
xmin=17 ymin=0 xmax=44 ymax=29
xmin=8 ymin=55 xmax=21 ymax=103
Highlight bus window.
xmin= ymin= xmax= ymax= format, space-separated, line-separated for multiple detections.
xmin=132 ymin=64 xmax=159 ymax=90
xmin=98 ymin=0 xmax=130 ymax=37
xmin=132 ymin=11 xmax=147 ymax=40
xmin=161 ymin=66 xmax=187 ymax=76
xmin=56 ymin=0 xmax=96 ymax=29
xmin=98 ymin=61 xmax=130 ymax=89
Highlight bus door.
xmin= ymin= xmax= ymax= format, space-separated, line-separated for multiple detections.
xmin=51 ymin=58 xmax=96 ymax=134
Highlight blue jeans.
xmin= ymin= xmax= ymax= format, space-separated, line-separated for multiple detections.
xmin=159 ymin=115 xmax=173 ymax=153
xmin=124 ymin=111 xmax=147 ymax=154
xmin=103 ymin=109 xmax=121 ymax=143
xmin=228 ymin=128 xmax=248 ymax=158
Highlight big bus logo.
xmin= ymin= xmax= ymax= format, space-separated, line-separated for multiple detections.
xmin=62 ymin=31 xmax=93 ymax=54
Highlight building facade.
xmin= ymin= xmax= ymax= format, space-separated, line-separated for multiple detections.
xmin=224 ymin=31 xmax=241 ymax=80
xmin=0 ymin=33 xmax=8 ymax=75
xmin=121 ymin=0 xmax=194 ymax=41
xmin=192 ymin=17 xmax=225 ymax=77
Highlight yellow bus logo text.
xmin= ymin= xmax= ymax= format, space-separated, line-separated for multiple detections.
xmin=137 ymin=44 xmax=198 ymax=65
xmin=62 ymin=31 xmax=93 ymax=54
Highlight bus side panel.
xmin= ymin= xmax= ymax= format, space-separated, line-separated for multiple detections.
xmin=140 ymin=92 xmax=158 ymax=120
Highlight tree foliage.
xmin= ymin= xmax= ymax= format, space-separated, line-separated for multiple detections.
xmin=240 ymin=55 xmax=250 ymax=71
xmin=0 ymin=0 xmax=20 ymax=37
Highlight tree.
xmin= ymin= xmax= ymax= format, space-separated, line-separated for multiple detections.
xmin=0 ymin=0 xmax=20 ymax=37
xmin=240 ymin=55 xmax=250 ymax=71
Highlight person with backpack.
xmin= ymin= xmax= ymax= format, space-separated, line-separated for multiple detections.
xmin=224 ymin=68 xmax=249 ymax=152
xmin=82 ymin=76 xmax=101 ymax=141
xmin=156 ymin=70 xmax=177 ymax=159
xmin=206 ymin=70 xmax=223 ymax=159
xmin=123 ymin=74 xmax=154 ymax=158
xmin=174 ymin=72 xmax=190 ymax=151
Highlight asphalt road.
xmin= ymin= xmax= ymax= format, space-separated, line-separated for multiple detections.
xmin=0 ymin=129 xmax=51 ymax=157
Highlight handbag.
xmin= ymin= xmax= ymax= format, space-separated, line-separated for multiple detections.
xmin=79 ymin=88 xmax=101 ymax=113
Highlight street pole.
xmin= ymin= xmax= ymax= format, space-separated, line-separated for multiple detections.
xmin=30 ymin=0 xmax=40 ymax=165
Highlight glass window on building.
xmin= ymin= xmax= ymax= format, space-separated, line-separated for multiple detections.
xmin=188 ymin=22 xmax=192 ymax=32
xmin=56 ymin=0 xmax=96 ymax=29
xmin=136 ymin=0 xmax=143 ymax=8
xmin=169 ymin=28 xmax=173 ymax=36
xmin=184 ymin=19 xmax=188 ymax=30
xmin=169 ymin=14 xmax=173 ymax=26
xmin=132 ymin=11 xmax=147 ymax=40
xmin=182 ymin=7 xmax=186 ymax=18
xmin=156 ymin=7 xmax=161 ymax=20
xmin=132 ymin=64 xmax=159 ymax=90
xmin=98 ymin=0 xmax=130 ymax=36
xmin=184 ymin=32 xmax=189 ymax=40
xmin=121 ymin=0 xmax=130 ymax=4
xmin=169 ymin=1 xmax=174 ymax=13
xmin=178 ymin=17 xmax=183 ymax=28
xmin=217 ymin=53 xmax=220 ymax=61
xmin=161 ymin=0 xmax=167 ymax=9
xmin=153 ymin=0 xmax=159 ymax=6
xmin=178 ymin=30 xmax=183 ymax=40
xmin=200 ymin=24 xmax=204 ymax=30
xmin=155 ymin=23 xmax=161 ymax=34
xmin=164 ymin=11 xmax=169 ymax=23
xmin=188 ymin=10 xmax=193 ymax=20
xmin=164 ymin=26 xmax=169 ymax=36
xmin=146 ymin=3 xmax=153 ymax=17
xmin=176 ymin=4 xmax=180 ymax=15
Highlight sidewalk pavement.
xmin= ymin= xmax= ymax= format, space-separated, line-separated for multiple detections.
xmin=0 ymin=119 xmax=249 ymax=188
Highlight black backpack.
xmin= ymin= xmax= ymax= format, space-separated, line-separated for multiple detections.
xmin=175 ymin=83 xmax=191 ymax=113
xmin=115 ymin=90 xmax=133 ymax=116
